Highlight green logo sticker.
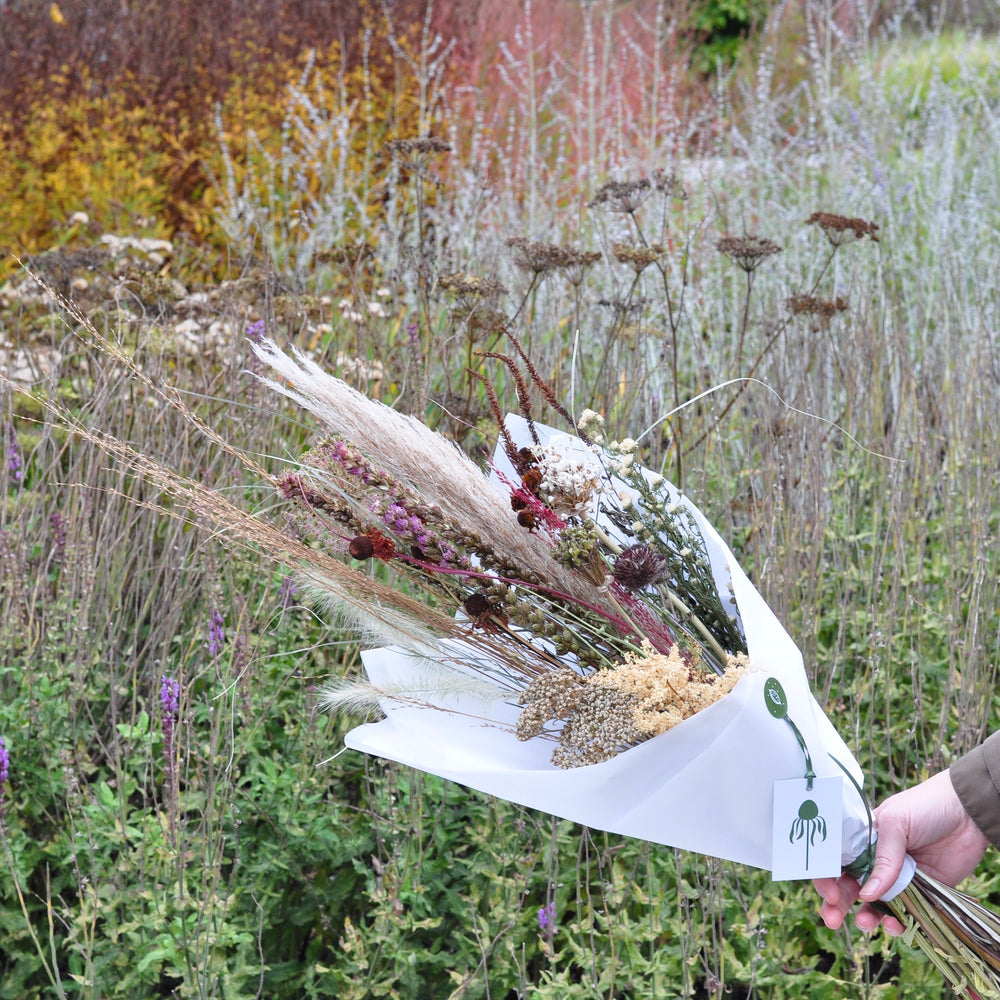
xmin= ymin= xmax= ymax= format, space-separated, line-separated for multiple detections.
xmin=764 ymin=677 xmax=787 ymax=719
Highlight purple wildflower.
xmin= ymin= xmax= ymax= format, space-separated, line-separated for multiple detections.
xmin=160 ymin=676 xmax=180 ymax=806
xmin=380 ymin=501 xmax=456 ymax=564
xmin=537 ymin=901 xmax=556 ymax=935
xmin=0 ymin=736 xmax=10 ymax=801
xmin=160 ymin=675 xmax=180 ymax=719
xmin=207 ymin=610 xmax=226 ymax=656
xmin=6 ymin=424 xmax=22 ymax=482
xmin=246 ymin=319 xmax=266 ymax=343
xmin=406 ymin=322 xmax=423 ymax=365
xmin=0 ymin=736 xmax=9 ymax=821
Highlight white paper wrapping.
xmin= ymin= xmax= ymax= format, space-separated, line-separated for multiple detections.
xmin=343 ymin=417 xmax=874 ymax=874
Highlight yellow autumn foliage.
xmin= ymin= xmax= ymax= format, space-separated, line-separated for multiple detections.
xmin=0 ymin=31 xmax=421 ymax=282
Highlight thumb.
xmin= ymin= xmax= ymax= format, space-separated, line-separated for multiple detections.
xmin=859 ymin=819 xmax=909 ymax=902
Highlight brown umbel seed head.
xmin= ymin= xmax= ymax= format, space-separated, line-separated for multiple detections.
xmin=805 ymin=212 xmax=880 ymax=246
xmin=716 ymin=235 xmax=783 ymax=272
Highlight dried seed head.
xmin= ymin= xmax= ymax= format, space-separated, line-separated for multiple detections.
xmin=612 ymin=544 xmax=669 ymax=591
xmin=506 ymin=238 xmax=588 ymax=276
xmin=588 ymin=177 xmax=654 ymax=213
xmin=612 ymin=242 xmax=667 ymax=273
xmin=349 ymin=530 xmax=395 ymax=561
xmin=551 ymin=685 xmax=644 ymax=767
xmin=716 ymin=235 xmax=783 ymax=273
xmin=561 ymin=248 xmax=602 ymax=286
xmin=349 ymin=535 xmax=374 ymax=560
xmin=652 ymin=168 xmax=686 ymax=200
xmin=385 ymin=136 xmax=451 ymax=158
xmin=516 ymin=668 xmax=586 ymax=740
xmin=384 ymin=137 xmax=451 ymax=176
xmin=462 ymin=307 xmax=510 ymax=338
xmin=805 ymin=212 xmax=880 ymax=246
xmin=438 ymin=272 xmax=508 ymax=303
xmin=463 ymin=592 xmax=490 ymax=618
xmin=787 ymin=294 xmax=848 ymax=319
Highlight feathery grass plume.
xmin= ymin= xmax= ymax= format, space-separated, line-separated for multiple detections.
xmin=318 ymin=667 xmax=511 ymax=717
xmin=249 ymin=338 xmax=613 ymax=612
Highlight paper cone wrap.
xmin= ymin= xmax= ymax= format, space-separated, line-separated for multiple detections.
xmin=345 ymin=417 xmax=873 ymax=874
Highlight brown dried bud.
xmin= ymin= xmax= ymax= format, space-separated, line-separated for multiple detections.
xmin=349 ymin=536 xmax=375 ymax=560
xmin=463 ymin=593 xmax=488 ymax=618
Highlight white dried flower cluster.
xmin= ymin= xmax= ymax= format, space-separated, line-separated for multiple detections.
xmin=532 ymin=441 xmax=601 ymax=516
xmin=605 ymin=436 xmax=638 ymax=474
xmin=576 ymin=408 xmax=606 ymax=444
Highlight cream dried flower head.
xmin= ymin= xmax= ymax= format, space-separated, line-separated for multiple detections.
xmin=531 ymin=440 xmax=601 ymax=517
xmin=590 ymin=644 xmax=749 ymax=740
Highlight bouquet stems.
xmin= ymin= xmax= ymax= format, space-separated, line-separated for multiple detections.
xmin=886 ymin=869 xmax=1000 ymax=999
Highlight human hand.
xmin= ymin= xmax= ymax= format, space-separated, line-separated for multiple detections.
xmin=813 ymin=769 xmax=989 ymax=935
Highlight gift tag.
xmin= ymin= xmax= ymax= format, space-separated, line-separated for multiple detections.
xmin=771 ymin=776 xmax=843 ymax=880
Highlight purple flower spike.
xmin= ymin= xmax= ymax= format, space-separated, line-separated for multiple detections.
xmin=160 ymin=676 xmax=180 ymax=798
xmin=0 ymin=735 xmax=11 ymax=821
xmin=6 ymin=424 xmax=22 ymax=482
xmin=279 ymin=575 xmax=296 ymax=609
xmin=207 ymin=610 xmax=226 ymax=656
xmin=50 ymin=512 xmax=67 ymax=564
xmin=160 ymin=675 xmax=180 ymax=719
xmin=537 ymin=901 xmax=556 ymax=934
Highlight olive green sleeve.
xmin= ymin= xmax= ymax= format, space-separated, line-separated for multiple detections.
xmin=950 ymin=730 xmax=1000 ymax=851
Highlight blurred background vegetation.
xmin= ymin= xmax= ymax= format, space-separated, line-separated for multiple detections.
xmin=3 ymin=0 xmax=1000 ymax=997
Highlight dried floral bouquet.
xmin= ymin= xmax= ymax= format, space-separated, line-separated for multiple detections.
xmin=257 ymin=336 xmax=750 ymax=768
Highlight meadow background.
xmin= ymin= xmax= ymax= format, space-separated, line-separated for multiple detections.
xmin=3 ymin=0 xmax=1000 ymax=996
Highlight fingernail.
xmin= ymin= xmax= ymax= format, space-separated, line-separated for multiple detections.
xmin=860 ymin=877 xmax=881 ymax=900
